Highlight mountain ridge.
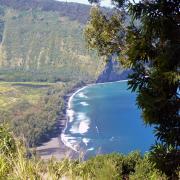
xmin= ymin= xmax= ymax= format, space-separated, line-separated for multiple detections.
xmin=0 ymin=0 xmax=92 ymax=24
xmin=0 ymin=0 xmax=129 ymax=83
xmin=0 ymin=1 xmax=106 ymax=82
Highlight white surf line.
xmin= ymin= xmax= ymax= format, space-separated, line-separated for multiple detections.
xmin=61 ymin=134 xmax=79 ymax=152
xmin=61 ymin=85 xmax=91 ymax=152
xmin=68 ymin=86 xmax=89 ymax=109
xmin=61 ymin=79 xmax=130 ymax=152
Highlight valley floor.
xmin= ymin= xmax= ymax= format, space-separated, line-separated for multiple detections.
xmin=35 ymin=85 xmax=85 ymax=160
xmin=0 ymin=81 xmax=78 ymax=151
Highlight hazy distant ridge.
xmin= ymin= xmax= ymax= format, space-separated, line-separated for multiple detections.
xmin=0 ymin=0 xmax=91 ymax=24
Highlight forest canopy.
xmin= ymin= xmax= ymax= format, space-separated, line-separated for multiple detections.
xmin=85 ymin=0 xmax=180 ymax=178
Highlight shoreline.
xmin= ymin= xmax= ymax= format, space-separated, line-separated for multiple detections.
xmin=36 ymin=79 xmax=129 ymax=160
xmin=35 ymin=82 xmax=90 ymax=159
xmin=61 ymin=79 xmax=130 ymax=153
xmin=61 ymin=83 xmax=91 ymax=153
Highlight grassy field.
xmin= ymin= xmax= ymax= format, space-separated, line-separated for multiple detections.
xmin=0 ymin=81 xmax=51 ymax=110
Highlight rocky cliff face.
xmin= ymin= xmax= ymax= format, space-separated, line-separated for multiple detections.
xmin=97 ymin=58 xmax=132 ymax=83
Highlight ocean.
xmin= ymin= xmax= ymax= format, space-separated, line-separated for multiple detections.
xmin=61 ymin=81 xmax=154 ymax=157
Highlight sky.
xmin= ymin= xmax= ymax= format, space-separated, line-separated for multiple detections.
xmin=56 ymin=0 xmax=112 ymax=7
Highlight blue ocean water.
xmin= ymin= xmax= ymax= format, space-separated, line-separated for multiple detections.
xmin=61 ymin=81 xmax=154 ymax=157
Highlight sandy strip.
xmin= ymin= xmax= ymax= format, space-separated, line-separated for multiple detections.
xmin=36 ymin=79 xmax=129 ymax=160
xmin=35 ymin=84 xmax=87 ymax=160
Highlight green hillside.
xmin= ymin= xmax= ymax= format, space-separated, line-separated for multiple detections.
xmin=0 ymin=1 xmax=105 ymax=82
xmin=0 ymin=0 xmax=106 ymax=146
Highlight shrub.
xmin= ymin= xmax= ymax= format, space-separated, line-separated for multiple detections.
xmin=130 ymin=154 xmax=168 ymax=180
xmin=0 ymin=124 xmax=16 ymax=157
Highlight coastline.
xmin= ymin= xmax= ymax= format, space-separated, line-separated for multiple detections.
xmin=61 ymin=79 xmax=130 ymax=152
xmin=35 ymin=82 xmax=90 ymax=160
xmin=36 ymin=79 xmax=129 ymax=160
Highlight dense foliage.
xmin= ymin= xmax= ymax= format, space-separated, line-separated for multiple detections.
xmin=85 ymin=0 xmax=180 ymax=178
xmin=0 ymin=0 xmax=107 ymax=147
xmin=0 ymin=0 xmax=126 ymax=148
xmin=0 ymin=125 xmax=169 ymax=179
xmin=0 ymin=3 xmax=105 ymax=82
xmin=0 ymin=81 xmax=79 ymax=147
xmin=0 ymin=0 xmax=178 ymax=178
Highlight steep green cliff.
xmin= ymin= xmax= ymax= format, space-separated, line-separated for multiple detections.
xmin=0 ymin=0 xmax=107 ymax=146
xmin=0 ymin=1 xmax=105 ymax=82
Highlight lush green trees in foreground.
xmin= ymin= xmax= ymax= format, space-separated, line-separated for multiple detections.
xmin=0 ymin=125 xmax=170 ymax=179
xmin=85 ymin=0 xmax=180 ymax=178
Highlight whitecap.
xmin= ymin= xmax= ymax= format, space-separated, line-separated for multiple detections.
xmin=87 ymin=147 xmax=94 ymax=151
xmin=78 ymin=92 xmax=88 ymax=99
xmin=77 ymin=112 xmax=88 ymax=120
xmin=61 ymin=134 xmax=80 ymax=152
xmin=69 ymin=112 xmax=90 ymax=134
xmin=69 ymin=122 xmax=79 ymax=134
xmin=79 ymin=121 xmax=90 ymax=134
xmin=80 ymin=101 xmax=89 ymax=106
xmin=77 ymin=112 xmax=90 ymax=134
xmin=82 ymin=138 xmax=90 ymax=146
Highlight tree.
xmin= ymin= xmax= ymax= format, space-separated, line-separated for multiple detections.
xmin=85 ymin=0 xmax=180 ymax=178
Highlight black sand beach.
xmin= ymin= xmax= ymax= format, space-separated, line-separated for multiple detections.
xmin=36 ymin=84 xmax=87 ymax=160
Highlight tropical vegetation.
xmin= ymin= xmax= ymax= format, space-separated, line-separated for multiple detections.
xmin=0 ymin=125 xmax=169 ymax=179
xmin=0 ymin=81 xmax=80 ymax=146
xmin=0 ymin=0 xmax=107 ymax=147
xmin=0 ymin=1 xmax=106 ymax=82
xmin=0 ymin=0 xmax=179 ymax=179
xmin=85 ymin=0 xmax=180 ymax=178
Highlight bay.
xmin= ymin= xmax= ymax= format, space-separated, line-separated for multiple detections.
xmin=61 ymin=81 xmax=154 ymax=157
